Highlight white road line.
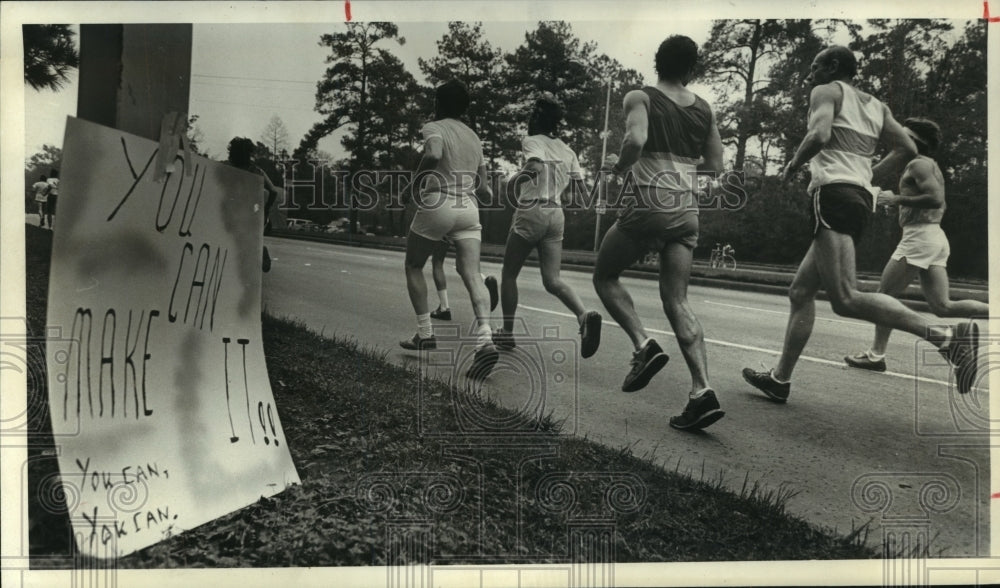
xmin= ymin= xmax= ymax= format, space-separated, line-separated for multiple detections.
xmin=276 ymin=245 xmax=390 ymax=264
xmin=328 ymin=250 xmax=391 ymax=263
xmin=518 ymin=303 xmax=954 ymax=387
xmin=703 ymin=299 xmax=868 ymax=327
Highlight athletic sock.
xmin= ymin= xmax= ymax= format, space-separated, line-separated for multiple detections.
xmin=937 ymin=327 xmax=955 ymax=350
xmin=476 ymin=323 xmax=492 ymax=348
xmin=416 ymin=313 xmax=433 ymax=339
xmin=637 ymin=337 xmax=653 ymax=351
xmin=866 ymin=349 xmax=885 ymax=361
xmin=769 ymin=370 xmax=790 ymax=385
xmin=690 ymin=387 xmax=710 ymax=399
xmin=437 ymin=289 xmax=449 ymax=310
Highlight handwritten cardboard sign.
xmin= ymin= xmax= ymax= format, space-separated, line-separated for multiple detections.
xmin=45 ymin=117 xmax=300 ymax=558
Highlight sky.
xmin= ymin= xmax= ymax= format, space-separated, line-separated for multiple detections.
xmin=21 ymin=14 xmax=974 ymax=165
xmin=24 ymin=20 xmax=716 ymax=161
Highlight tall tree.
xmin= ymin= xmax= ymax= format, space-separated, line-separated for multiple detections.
xmin=924 ymin=21 xmax=986 ymax=184
xmin=699 ymin=20 xmax=820 ymax=171
xmin=23 ymin=24 xmax=78 ymax=91
xmin=260 ymin=115 xmax=291 ymax=160
xmin=299 ymin=22 xmax=408 ymax=170
xmin=849 ymin=19 xmax=953 ymax=118
xmin=354 ymin=51 xmax=422 ymax=168
xmin=418 ymin=22 xmax=511 ymax=168
xmin=922 ymin=21 xmax=987 ymax=278
xmin=502 ymin=22 xmax=596 ymax=164
xmin=503 ymin=22 xmax=642 ymax=169
xmin=302 ymin=23 xmax=423 ymax=232
xmin=755 ymin=20 xmax=827 ymax=170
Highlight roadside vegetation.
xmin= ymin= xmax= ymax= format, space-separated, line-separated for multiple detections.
xmin=24 ymin=225 xmax=877 ymax=566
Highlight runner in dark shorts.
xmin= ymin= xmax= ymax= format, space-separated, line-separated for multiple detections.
xmin=592 ymin=35 xmax=725 ymax=431
xmin=811 ymin=182 xmax=872 ymax=244
xmin=741 ymin=46 xmax=980 ymax=403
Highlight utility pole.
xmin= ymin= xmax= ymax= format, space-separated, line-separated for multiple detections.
xmin=571 ymin=59 xmax=613 ymax=251
xmin=594 ymin=80 xmax=611 ymax=252
xmin=77 ymin=24 xmax=192 ymax=141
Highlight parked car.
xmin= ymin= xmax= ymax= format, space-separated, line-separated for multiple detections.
xmin=286 ymin=218 xmax=311 ymax=230
xmin=324 ymin=217 xmax=351 ymax=234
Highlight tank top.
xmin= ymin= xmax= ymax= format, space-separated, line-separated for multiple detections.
xmin=808 ymin=81 xmax=884 ymax=194
xmin=630 ymin=86 xmax=713 ymax=196
xmin=898 ymin=157 xmax=945 ymax=226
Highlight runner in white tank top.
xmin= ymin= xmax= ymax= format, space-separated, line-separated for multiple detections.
xmin=742 ymin=46 xmax=981 ymax=404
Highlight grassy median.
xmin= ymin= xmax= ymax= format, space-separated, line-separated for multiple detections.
xmin=24 ymin=225 xmax=877 ymax=566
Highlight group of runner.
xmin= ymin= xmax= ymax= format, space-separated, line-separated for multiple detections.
xmin=398 ymin=36 xmax=984 ymax=430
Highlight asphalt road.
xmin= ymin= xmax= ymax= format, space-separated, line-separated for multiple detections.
xmin=261 ymin=236 xmax=991 ymax=558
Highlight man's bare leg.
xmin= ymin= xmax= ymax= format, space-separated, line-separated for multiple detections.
xmin=811 ymin=229 xmax=950 ymax=343
xmin=499 ymin=232 xmax=534 ymax=333
xmin=658 ymin=242 xmax=709 ymax=393
xmin=921 ymin=265 xmax=989 ymax=318
xmin=773 ymin=244 xmax=823 ymax=381
xmin=593 ymin=225 xmax=648 ymax=350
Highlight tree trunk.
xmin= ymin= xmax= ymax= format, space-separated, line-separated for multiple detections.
xmin=735 ymin=20 xmax=762 ymax=172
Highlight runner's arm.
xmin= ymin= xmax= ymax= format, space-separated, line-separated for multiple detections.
xmin=610 ymin=90 xmax=649 ymax=174
xmin=404 ymin=135 xmax=443 ymax=204
xmin=506 ymin=159 xmax=544 ymax=201
xmin=884 ymin=159 xmax=944 ymax=209
xmin=698 ymin=107 xmax=723 ymax=174
xmin=783 ymin=84 xmax=838 ymax=181
xmin=255 ymin=165 xmax=281 ymax=208
xmin=871 ymin=105 xmax=918 ymax=186
xmin=475 ymin=163 xmax=493 ymax=203
xmin=563 ymin=170 xmax=587 ymax=206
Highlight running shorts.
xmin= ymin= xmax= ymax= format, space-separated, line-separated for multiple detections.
xmin=810 ymin=182 xmax=873 ymax=244
xmin=409 ymin=192 xmax=482 ymax=242
xmin=890 ymin=223 xmax=950 ymax=269
xmin=614 ymin=185 xmax=699 ymax=251
xmin=510 ymin=202 xmax=564 ymax=244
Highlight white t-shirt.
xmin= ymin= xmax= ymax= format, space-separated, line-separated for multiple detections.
xmin=518 ymin=135 xmax=583 ymax=204
xmin=419 ymin=118 xmax=484 ymax=198
xmin=46 ymin=177 xmax=60 ymax=196
xmin=32 ymin=181 xmax=49 ymax=202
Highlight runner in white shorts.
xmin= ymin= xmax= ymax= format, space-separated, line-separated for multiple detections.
xmin=845 ymin=117 xmax=988 ymax=372
xmin=428 ymin=238 xmax=499 ymax=321
xmin=492 ymin=95 xmax=603 ymax=358
xmin=400 ymin=80 xmax=498 ymax=380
